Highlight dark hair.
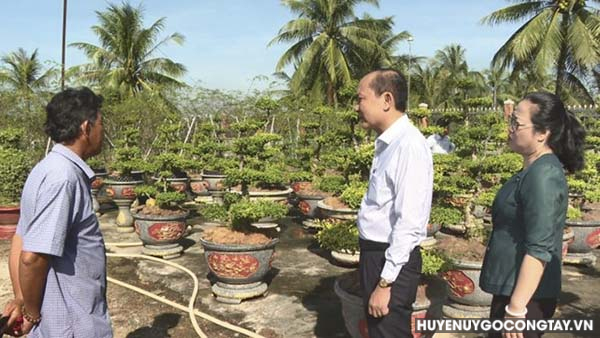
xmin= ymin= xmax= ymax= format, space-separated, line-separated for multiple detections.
xmin=524 ymin=92 xmax=586 ymax=173
xmin=368 ymin=69 xmax=408 ymax=112
xmin=45 ymin=87 xmax=103 ymax=143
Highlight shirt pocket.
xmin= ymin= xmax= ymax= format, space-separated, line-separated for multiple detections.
xmin=366 ymin=174 xmax=392 ymax=206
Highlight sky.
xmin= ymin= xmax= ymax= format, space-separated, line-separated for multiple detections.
xmin=0 ymin=1 xmax=522 ymax=92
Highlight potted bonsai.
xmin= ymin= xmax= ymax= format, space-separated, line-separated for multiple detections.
xmin=314 ymin=219 xmax=360 ymax=266
xmin=199 ymin=160 xmax=289 ymax=303
xmin=437 ymin=222 xmax=492 ymax=319
xmin=149 ymin=120 xmax=195 ymax=194
xmin=0 ymin=128 xmax=31 ymax=240
xmin=104 ymin=127 xmax=146 ymax=232
xmin=318 ymin=180 xmax=367 ymax=221
xmin=132 ymin=156 xmax=189 ymax=259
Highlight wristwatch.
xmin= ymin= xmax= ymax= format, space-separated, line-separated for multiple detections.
xmin=378 ymin=278 xmax=393 ymax=288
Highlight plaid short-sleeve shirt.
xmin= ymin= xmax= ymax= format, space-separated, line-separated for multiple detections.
xmin=16 ymin=144 xmax=112 ymax=338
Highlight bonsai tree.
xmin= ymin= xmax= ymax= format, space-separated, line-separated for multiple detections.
xmin=315 ymin=219 xmax=360 ymax=255
xmin=224 ymin=120 xmax=287 ymax=194
xmin=0 ymin=128 xmax=31 ymax=206
xmin=229 ymin=199 xmax=288 ymax=230
xmin=109 ymin=127 xmax=146 ymax=179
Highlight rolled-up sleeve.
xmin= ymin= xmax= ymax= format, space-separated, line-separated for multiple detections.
xmin=21 ymin=181 xmax=74 ymax=257
xmin=519 ymin=164 xmax=564 ymax=263
xmin=381 ymin=142 xmax=433 ymax=281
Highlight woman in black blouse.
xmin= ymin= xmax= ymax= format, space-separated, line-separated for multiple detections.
xmin=480 ymin=92 xmax=586 ymax=338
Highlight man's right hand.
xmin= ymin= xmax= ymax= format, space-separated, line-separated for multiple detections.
xmin=2 ymin=298 xmax=23 ymax=336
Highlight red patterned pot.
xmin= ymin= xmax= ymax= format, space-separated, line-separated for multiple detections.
xmin=152 ymin=176 xmax=190 ymax=193
xmin=296 ymin=192 xmax=325 ymax=218
xmin=201 ymin=172 xmax=227 ymax=192
xmin=104 ymin=179 xmax=143 ymax=201
xmin=0 ymin=205 xmax=20 ymax=240
xmin=565 ymin=219 xmax=600 ymax=253
xmin=133 ymin=210 xmax=189 ymax=258
xmin=189 ymin=176 xmax=210 ymax=196
xmin=199 ymin=236 xmax=278 ymax=285
xmin=441 ymin=259 xmax=491 ymax=307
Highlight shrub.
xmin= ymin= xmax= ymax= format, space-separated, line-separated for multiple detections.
xmin=340 ymin=181 xmax=368 ymax=209
xmin=315 ymin=220 xmax=359 ymax=254
xmin=430 ymin=205 xmax=463 ymax=226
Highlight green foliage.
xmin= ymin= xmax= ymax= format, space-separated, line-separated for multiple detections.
xmin=340 ymin=181 xmax=368 ymax=209
xmin=472 ymin=153 xmax=522 ymax=175
xmin=567 ymin=205 xmax=582 ymax=220
xmin=155 ymin=191 xmax=187 ymax=209
xmin=463 ymin=97 xmax=493 ymax=108
xmin=474 ymin=191 xmax=496 ymax=208
xmin=288 ymin=171 xmax=313 ymax=184
xmin=0 ymin=127 xmax=26 ymax=149
xmin=0 ymin=128 xmax=31 ymax=205
xmin=198 ymin=203 xmax=228 ymax=222
xmin=567 ymin=177 xmax=587 ymax=194
xmin=111 ymin=127 xmax=146 ymax=177
xmin=410 ymin=107 xmax=431 ymax=120
xmin=315 ymin=175 xmax=346 ymax=195
xmin=429 ymin=205 xmax=464 ymax=226
xmin=584 ymin=189 xmax=600 ymax=203
xmin=0 ymin=148 xmax=30 ymax=205
xmin=421 ymin=249 xmax=450 ymax=275
xmin=315 ymin=220 xmax=359 ymax=254
xmin=229 ymin=199 xmax=288 ymax=229
xmin=133 ymin=185 xmax=158 ymax=199
xmin=86 ymin=157 xmax=105 ymax=171
xmin=420 ymin=125 xmax=445 ymax=137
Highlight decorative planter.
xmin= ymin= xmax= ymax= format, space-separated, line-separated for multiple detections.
xmin=189 ymin=175 xmax=210 ymax=196
xmin=562 ymin=227 xmax=574 ymax=260
xmin=133 ymin=210 xmax=189 ymax=259
xmin=104 ymin=179 xmax=144 ymax=232
xmin=334 ymin=274 xmax=369 ymax=338
xmin=296 ymin=192 xmax=325 ymax=219
xmin=582 ymin=202 xmax=600 ymax=222
xmin=0 ymin=205 xmax=20 ymax=240
xmin=441 ymin=259 xmax=491 ymax=318
xmin=91 ymin=172 xmax=108 ymax=216
xmin=331 ymin=250 xmax=360 ymax=266
xmin=200 ymin=237 xmax=279 ymax=304
xmin=248 ymin=188 xmax=293 ymax=203
xmin=201 ymin=171 xmax=227 ymax=192
xmin=564 ymin=219 xmax=600 ymax=266
xmin=317 ymin=200 xmax=358 ymax=220
xmin=152 ymin=176 xmax=190 ymax=193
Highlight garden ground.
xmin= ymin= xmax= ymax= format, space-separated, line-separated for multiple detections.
xmin=0 ymin=208 xmax=599 ymax=338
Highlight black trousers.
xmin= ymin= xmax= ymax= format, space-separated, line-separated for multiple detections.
xmin=359 ymin=238 xmax=422 ymax=338
xmin=488 ymin=295 xmax=557 ymax=338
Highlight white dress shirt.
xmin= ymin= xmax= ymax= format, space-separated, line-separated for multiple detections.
xmin=358 ymin=114 xmax=433 ymax=282
xmin=426 ymin=134 xmax=456 ymax=154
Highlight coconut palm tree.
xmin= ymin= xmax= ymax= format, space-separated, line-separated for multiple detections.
xmin=70 ymin=2 xmax=186 ymax=95
xmin=269 ymin=0 xmax=392 ymax=106
xmin=483 ymin=65 xmax=510 ymax=108
xmin=482 ymin=0 xmax=600 ymax=103
xmin=0 ymin=48 xmax=55 ymax=93
xmin=412 ymin=62 xmax=448 ymax=108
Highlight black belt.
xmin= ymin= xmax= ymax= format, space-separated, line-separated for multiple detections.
xmin=359 ymin=238 xmax=421 ymax=252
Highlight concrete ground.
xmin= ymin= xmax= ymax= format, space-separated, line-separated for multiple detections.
xmin=1 ymin=206 xmax=599 ymax=338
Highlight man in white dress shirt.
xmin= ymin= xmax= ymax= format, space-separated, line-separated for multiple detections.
xmin=426 ymin=124 xmax=456 ymax=154
xmin=355 ymin=69 xmax=433 ymax=337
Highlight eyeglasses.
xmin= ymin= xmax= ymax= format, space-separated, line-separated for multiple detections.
xmin=509 ymin=113 xmax=534 ymax=132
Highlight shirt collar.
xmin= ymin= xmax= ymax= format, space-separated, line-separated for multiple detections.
xmin=51 ymin=144 xmax=96 ymax=180
xmin=376 ymin=114 xmax=410 ymax=146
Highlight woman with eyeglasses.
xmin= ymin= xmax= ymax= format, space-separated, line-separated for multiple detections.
xmin=479 ymin=92 xmax=586 ymax=338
